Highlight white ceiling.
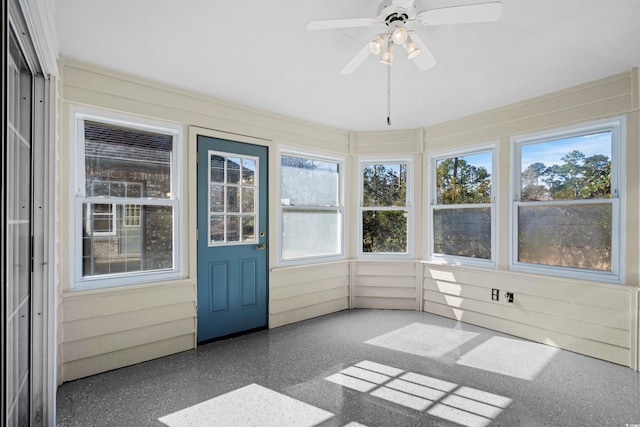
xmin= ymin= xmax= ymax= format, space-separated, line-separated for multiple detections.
xmin=55 ymin=0 xmax=640 ymax=132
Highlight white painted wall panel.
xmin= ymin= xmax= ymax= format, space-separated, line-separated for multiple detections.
xmin=62 ymin=334 xmax=194 ymax=382
xmin=417 ymin=71 xmax=640 ymax=368
xmin=63 ymin=302 xmax=195 ymax=342
xmin=270 ymin=299 xmax=349 ymax=329
xmin=354 ymin=130 xmax=420 ymax=155
xmin=269 ymin=262 xmax=350 ymax=328
xmin=58 ymin=57 xmax=640 ymax=382
xmin=427 ymin=302 xmax=630 ymax=366
xmin=354 ymin=261 xmax=419 ymax=310
xmin=60 ymin=282 xmax=197 ymax=381
xmin=59 ymin=58 xmax=351 ymax=382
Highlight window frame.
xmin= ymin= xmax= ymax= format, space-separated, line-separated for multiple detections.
xmin=70 ymin=105 xmax=184 ymax=290
xmin=277 ymin=147 xmax=345 ymax=266
xmin=509 ymin=116 xmax=625 ymax=283
xmin=358 ymin=156 xmax=413 ymax=259
xmin=427 ymin=143 xmax=498 ymax=267
xmin=206 ymin=150 xmax=260 ymax=247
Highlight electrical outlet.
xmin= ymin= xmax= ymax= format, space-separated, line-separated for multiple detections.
xmin=491 ymin=289 xmax=499 ymax=301
xmin=505 ymin=292 xmax=514 ymax=303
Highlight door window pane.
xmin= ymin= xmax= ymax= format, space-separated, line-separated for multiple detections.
xmin=227 ymin=157 xmax=241 ymax=184
xmin=210 ymin=215 xmax=225 ymax=243
xmin=211 ymin=155 xmax=225 ymax=183
xmin=242 ymin=158 xmax=255 ymax=184
xmin=227 ymin=187 xmax=240 ymax=212
xmin=242 ymin=216 xmax=256 ymax=241
xmin=208 ymin=151 xmax=259 ymax=245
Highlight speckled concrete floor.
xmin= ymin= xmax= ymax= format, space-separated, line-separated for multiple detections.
xmin=56 ymin=309 xmax=640 ymax=426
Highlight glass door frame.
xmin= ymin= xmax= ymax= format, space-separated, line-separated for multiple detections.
xmin=4 ymin=0 xmax=55 ymax=424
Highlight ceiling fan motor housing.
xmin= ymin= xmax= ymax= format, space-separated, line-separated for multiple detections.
xmin=377 ymin=0 xmax=417 ymax=23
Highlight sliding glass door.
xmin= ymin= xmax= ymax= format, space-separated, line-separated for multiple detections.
xmin=4 ymin=1 xmax=53 ymax=424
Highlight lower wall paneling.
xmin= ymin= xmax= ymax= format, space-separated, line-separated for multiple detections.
xmin=354 ymin=261 xmax=419 ymax=310
xmin=423 ymin=264 xmax=635 ymax=367
xmin=269 ymin=262 xmax=350 ymax=328
xmin=60 ymin=281 xmax=196 ymax=382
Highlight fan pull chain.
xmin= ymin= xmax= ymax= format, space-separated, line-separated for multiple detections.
xmin=387 ymin=61 xmax=391 ymax=126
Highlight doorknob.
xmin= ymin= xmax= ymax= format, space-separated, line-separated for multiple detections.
xmin=257 ymin=244 xmax=265 ymax=250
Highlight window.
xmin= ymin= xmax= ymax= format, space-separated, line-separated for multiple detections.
xmin=279 ymin=150 xmax=344 ymax=264
xmin=208 ymin=152 xmax=258 ymax=245
xmin=429 ymin=145 xmax=496 ymax=265
xmin=72 ymin=108 xmax=182 ymax=289
xmin=511 ymin=117 xmax=624 ymax=282
xmin=360 ymin=159 xmax=411 ymax=256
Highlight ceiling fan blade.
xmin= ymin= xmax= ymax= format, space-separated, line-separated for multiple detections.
xmin=391 ymin=0 xmax=416 ymax=8
xmin=416 ymin=2 xmax=503 ymax=26
xmin=340 ymin=42 xmax=373 ymax=75
xmin=306 ymin=17 xmax=380 ymax=31
xmin=408 ymin=31 xmax=437 ymax=71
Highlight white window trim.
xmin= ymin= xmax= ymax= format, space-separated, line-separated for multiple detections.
xmin=427 ymin=143 xmax=498 ymax=268
xmin=124 ymin=204 xmax=141 ymax=228
xmin=69 ymin=105 xmax=184 ymax=290
xmin=206 ymin=150 xmax=260 ymax=247
xmin=84 ymin=202 xmax=117 ymax=236
xmin=277 ymin=146 xmax=346 ymax=266
xmin=358 ymin=156 xmax=413 ymax=259
xmin=509 ymin=116 xmax=625 ymax=283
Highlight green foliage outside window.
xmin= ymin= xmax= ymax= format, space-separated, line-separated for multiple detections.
xmin=436 ymin=157 xmax=491 ymax=204
xmin=518 ymin=132 xmax=613 ymax=271
xmin=362 ymin=163 xmax=408 ymax=253
xmin=520 ymin=149 xmax=611 ymax=201
xmin=433 ymin=152 xmax=493 ymax=260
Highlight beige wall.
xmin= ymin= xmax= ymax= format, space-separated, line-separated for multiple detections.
xmin=58 ymin=58 xmax=350 ymax=382
xmin=419 ymin=70 xmax=639 ymax=370
xmin=352 ymin=69 xmax=640 ymax=370
xmin=57 ymin=58 xmax=640 ymax=382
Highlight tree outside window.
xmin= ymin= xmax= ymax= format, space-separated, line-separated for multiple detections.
xmin=515 ymin=129 xmax=616 ymax=273
xmin=430 ymin=148 xmax=494 ymax=263
xmin=361 ymin=162 xmax=410 ymax=254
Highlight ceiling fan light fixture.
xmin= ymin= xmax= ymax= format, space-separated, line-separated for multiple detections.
xmin=380 ymin=44 xmax=393 ymax=65
xmin=369 ymin=35 xmax=385 ymax=55
xmin=391 ymin=26 xmax=408 ymax=45
xmin=403 ymin=36 xmax=421 ymax=59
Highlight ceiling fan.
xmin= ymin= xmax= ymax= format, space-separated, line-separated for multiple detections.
xmin=306 ymin=0 xmax=503 ymax=75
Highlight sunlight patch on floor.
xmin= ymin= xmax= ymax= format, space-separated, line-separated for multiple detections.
xmin=158 ymin=383 xmax=334 ymax=427
xmin=325 ymin=360 xmax=512 ymax=427
xmin=364 ymin=323 xmax=479 ymax=358
xmin=457 ymin=336 xmax=560 ymax=380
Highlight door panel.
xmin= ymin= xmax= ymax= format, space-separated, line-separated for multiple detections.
xmin=197 ymin=136 xmax=268 ymax=342
xmin=6 ymin=25 xmax=33 ymax=426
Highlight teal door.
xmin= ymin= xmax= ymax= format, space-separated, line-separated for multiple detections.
xmin=197 ymin=136 xmax=268 ymax=342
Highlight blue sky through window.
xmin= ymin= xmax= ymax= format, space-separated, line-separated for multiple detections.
xmin=521 ymin=131 xmax=611 ymax=171
xmin=438 ymin=151 xmax=492 ymax=175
